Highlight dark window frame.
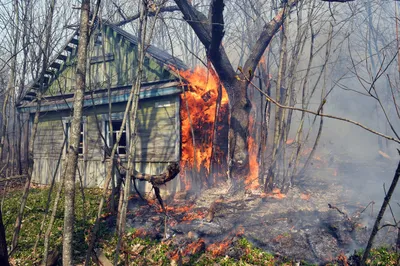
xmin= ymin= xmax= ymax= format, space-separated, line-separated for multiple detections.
xmin=105 ymin=119 xmax=128 ymax=157
xmin=63 ymin=117 xmax=86 ymax=157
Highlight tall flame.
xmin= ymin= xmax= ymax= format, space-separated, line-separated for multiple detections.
xmin=245 ymin=105 xmax=260 ymax=190
xmin=175 ymin=66 xmax=229 ymax=190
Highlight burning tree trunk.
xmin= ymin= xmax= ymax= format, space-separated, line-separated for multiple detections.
xmin=62 ymin=0 xmax=90 ymax=263
xmin=209 ymin=83 xmax=226 ymax=185
xmin=174 ymin=0 xmax=298 ymax=188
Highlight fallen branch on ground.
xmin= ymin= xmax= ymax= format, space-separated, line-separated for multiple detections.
xmin=328 ymin=203 xmax=350 ymax=221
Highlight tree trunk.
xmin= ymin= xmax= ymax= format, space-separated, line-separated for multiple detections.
xmin=62 ymin=0 xmax=90 ymax=264
xmin=0 ymin=208 xmax=9 ymax=266
xmin=228 ymin=89 xmax=251 ymax=186
xmin=0 ymin=0 xmax=19 ymax=162
xmin=114 ymin=1 xmax=147 ymax=263
xmin=173 ymin=0 xmax=296 ymax=189
xmin=43 ymin=166 xmax=66 ymax=264
xmin=11 ymin=0 xmax=57 ymax=250
xmin=265 ymin=6 xmax=289 ymax=192
xmin=361 ymin=160 xmax=400 ymax=265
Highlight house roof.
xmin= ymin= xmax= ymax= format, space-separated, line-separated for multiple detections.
xmin=19 ymin=80 xmax=182 ymax=113
xmin=20 ymin=21 xmax=187 ymax=104
xmin=106 ymin=23 xmax=187 ymax=70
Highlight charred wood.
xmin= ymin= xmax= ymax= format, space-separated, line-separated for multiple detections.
xmin=328 ymin=203 xmax=350 ymax=221
xmin=153 ymin=186 xmax=166 ymax=213
xmin=205 ymin=196 xmax=224 ymax=223
xmin=118 ymin=162 xmax=180 ymax=187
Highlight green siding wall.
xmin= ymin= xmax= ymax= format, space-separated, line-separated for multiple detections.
xmin=44 ymin=25 xmax=175 ymax=96
xmin=31 ymin=95 xmax=181 ymax=194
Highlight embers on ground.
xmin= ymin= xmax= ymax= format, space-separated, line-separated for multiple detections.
xmin=123 ymin=173 xmax=398 ymax=265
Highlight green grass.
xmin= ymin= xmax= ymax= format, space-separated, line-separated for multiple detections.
xmin=351 ymin=247 xmax=400 ymax=266
xmin=3 ymin=185 xmax=108 ymax=265
xmin=2 ymin=186 xmax=400 ymax=265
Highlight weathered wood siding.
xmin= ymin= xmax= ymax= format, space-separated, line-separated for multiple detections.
xmin=44 ymin=25 xmax=175 ymax=96
xmin=32 ymin=95 xmax=181 ymax=194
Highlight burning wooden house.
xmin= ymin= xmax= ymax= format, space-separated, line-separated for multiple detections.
xmin=18 ymin=23 xmax=229 ymax=194
xmin=17 ymin=23 xmax=189 ymax=193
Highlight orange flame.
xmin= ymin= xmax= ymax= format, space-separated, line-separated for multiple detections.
xmin=182 ymin=210 xmax=206 ymax=221
xmin=300 ymin=193 xmax=311 ymax=201
xmin=174 ymin=66 xmax=229 ymax=190
xmin=261 ymin=188 xmax=286 ymax=199
xmin=184 ymin=239 xmax=205 ymax=256
xmin=206 ymin=238 xmax=231 ymax=257
xmin=236 ymin=225 xmax=245 ymax=236
xmin=245 ymin=111 xmax=260 ymax=190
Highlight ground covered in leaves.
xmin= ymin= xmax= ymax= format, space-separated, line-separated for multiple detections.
xmin=1 ymin=183 xmax=399 ymax=265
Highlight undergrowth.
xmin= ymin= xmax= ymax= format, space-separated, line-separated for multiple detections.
xmin=3 ymin=185 xmax=107 ymax=265
xmin=2 ymin=187 xmax=399 ymax=265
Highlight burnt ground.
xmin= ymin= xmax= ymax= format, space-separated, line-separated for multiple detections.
xmin=124 ymin=160 xmax=399 ymax=265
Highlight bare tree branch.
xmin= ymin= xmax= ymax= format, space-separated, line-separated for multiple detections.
xmin=209 ymin=0 xmax=224 ymax=60
xmin=240 ymin=70 xmax=400 ymax=145
xmin=114 ymin=5 xmax=180 ymax=27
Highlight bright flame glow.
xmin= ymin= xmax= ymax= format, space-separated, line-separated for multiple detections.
xmin=206 ymin=238 xmax=231 ymax=257
xmin=173 ymin=66 xmax=229 ymax=190
xmin=261 ymin=188 xmax=286 ymax=199
xmin=245 ymin=116 xmax=260 ymax=189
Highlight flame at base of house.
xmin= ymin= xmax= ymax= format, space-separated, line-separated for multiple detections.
xmin=173 ymin=66 xmax=230 ymax=191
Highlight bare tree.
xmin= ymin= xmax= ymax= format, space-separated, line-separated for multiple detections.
xmin=115 ymin=0 xmax=148 ymax=262
xmin=173 ymin=0 xmax=298 ymax=188
xmin=11 ymin=0 xmax=57 ymax=251
xmin=62 ymin=0 xmax=90 ymax=263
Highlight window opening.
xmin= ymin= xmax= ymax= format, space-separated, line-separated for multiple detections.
xmin=107 ymin=120 xmax=127 ymax=156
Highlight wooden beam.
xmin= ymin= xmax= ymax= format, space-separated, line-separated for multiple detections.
xmin=65 ymin=45 xmax=74 ymax=52
xmin=57 ymin=54 xmax=67 ymax=61
xmin=70 ymin=38 xmax=79 ymax=45
xmin=50 ymin=62 xmax=61 ymax=69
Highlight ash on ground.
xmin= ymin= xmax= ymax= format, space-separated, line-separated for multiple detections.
xmin=125 ymin=161 xmax=399 ymax=264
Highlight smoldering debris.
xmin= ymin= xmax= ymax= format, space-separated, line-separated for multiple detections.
xmin=121 ymin=162 xmax=398 ymax=264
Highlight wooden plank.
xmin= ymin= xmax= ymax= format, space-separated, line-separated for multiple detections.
xmin=136 ymin=114 xmax=176 ymax=124
xmin=34 ymin=120 xmax=65 ymax=159
xmin=134 ymin=153 xmax=176 ymax=162
xmin=65 ymin=45 xmax=74 ymax=52
xmin=135 ymin=146 xmax=177 ymax=155
xmin=90 ymin=53 xmax=114 ymax=64
xmin=57 ymin=54 xmax=67 ymax=61
xmin=137 ymin=128 xmax=176 ymax=137
xmin=137 ymin=135 xmax=177 ymax=144
xmin=137 ymin=117 xmax=177 ymax=126
xmin=50 ymin=61 xmax=61 ymax=69
xmin=70 ymin=38 xmax=79 ymax=45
